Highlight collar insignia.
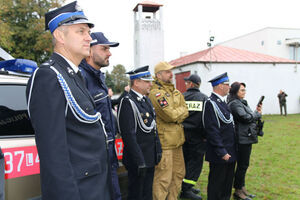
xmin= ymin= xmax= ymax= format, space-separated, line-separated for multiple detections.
xmin=67 ymin=67 xmax=74 ymax=75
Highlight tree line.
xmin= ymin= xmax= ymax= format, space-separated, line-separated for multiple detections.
xmin=0 ymin=0 xmax=129 ymax=93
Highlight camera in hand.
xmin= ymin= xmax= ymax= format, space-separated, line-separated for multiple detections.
xmin=256 ymin=120 xmax=264 ymax=136
xmin=257 ymin=95 xmax=265 ymax=106
xmin=256 ymin=96 xmax=265 ymax=136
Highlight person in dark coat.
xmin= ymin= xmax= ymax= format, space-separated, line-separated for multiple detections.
xmin=79 ymin=32 xmax=121 ymax=200
xmin=203 ymin=72 xmax=236 ymax=200
xmin=180 ymin=74 xmax=208 ymax=200
xmin=277 ymin=90 xmax=288 ymax=116
xmin=227 ymin=82 xmax=262 ymax=200
xmin=26 ymin=2 xmax=111 ymax=199
xmin=117 ymin=66 xmax=162 ymax=200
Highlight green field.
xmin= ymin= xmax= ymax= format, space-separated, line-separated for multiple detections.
xmin=180 ymin=114 xmax=300 ymax=200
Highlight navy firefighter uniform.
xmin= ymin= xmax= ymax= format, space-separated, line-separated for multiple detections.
xmin=26 ymin=2 xmax=111 ymax=200
xmin=79 ymin=32 xmax=121 ymax=200
xmin=181 ymin=74 xmax=208 ymax=199
xmin=117 ymin=66 xmax=162 ymax=200
xmin=203 ymin=73 xmax=236 ymax=200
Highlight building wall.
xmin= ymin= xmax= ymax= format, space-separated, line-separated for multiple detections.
xmin=220 ymin=28 xmax=300 ymax=60
xmin=134 ymin=6 xmax=164 ymax=74
xmin=172 ymin=62 xmax=300 ymax=114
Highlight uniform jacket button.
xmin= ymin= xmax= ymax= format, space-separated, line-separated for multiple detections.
xmin=85 ymin=172 xmax=89 ymax=176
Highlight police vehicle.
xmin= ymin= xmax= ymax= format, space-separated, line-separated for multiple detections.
xmin=0 ymin=59 xmax=127 ymax=200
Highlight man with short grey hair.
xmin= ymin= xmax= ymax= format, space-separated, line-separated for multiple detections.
xmin=26 ymin=2 xmax=111 ymax=199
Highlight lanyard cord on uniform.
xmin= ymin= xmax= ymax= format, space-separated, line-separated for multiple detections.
xmin=117 ymin=97 xmax=156 ymax=134
xmin=128 ymin=98 xmax=156 ymax=133
xmin=50 ymin=66 xmax=102 ymax=123
xmin=202 ymin=98 xmax=234 ymax=129
xmin=27 ymin=66 xmax=109 ymax=147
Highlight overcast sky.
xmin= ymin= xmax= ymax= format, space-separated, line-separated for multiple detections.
xmin=67 ymin=0 xmax=300 ymax=71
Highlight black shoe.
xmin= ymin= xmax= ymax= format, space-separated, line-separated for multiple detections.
xmin=191 ymin=187 xmax=200 ymax=194
xmin=246 ymin=194 xmax=256 ymax=198
xmin=241 ymin=187 xmax=256 ymax=198
xmin=180 ymin=190 xmax=202 ymax=200
xmin=233 ymin=193 xmax=252 ymax=200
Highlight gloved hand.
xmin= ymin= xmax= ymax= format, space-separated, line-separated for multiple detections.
xmin=137 ymin=164 xmax=147 ymax=177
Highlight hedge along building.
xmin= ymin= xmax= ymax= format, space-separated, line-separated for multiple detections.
xmin=170 ymin=45 xmax=300 ymax=114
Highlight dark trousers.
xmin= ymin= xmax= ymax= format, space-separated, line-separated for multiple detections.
xmin=207 ymin=162 xmax=236 ymax=200
xmin=234 ymin=144 xmax=252 ymax=189
xmin=279 ymin=103 xmax=287 ymax=115
xmin=182 ymin=141 xmax=205 ymax=192
xmin=108 ymin=142 xmax=122 ymax=200
xmin=127 ymin=166 xmax=154 ymax=200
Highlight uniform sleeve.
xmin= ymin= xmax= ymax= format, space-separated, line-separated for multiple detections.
xmin=118 ymin=98 xmax=145 ymax=167
xmin=229 ymin=101 xmax=261 ymax=123
xmin=149 ymin=89 xmax=188 ymax=123
xmin=26 ymin=68 xmax=80 ymax=199
xmin=203 ymin=101 xmax=227 ymax=157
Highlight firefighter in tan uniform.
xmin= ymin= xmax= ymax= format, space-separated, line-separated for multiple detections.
xmin=149 ymin=61 xmax=189 ymax=200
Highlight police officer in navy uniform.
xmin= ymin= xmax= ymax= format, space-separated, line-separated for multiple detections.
xmin=79 ymin=32 xmax=121 ymax=200
xmin=117 ymin=66 xmax=162 ymax=200
xmin=203 ymin=72 xmax=236 ymax=200
xmin=26 ymin=1 xmax=111 ymax=199
xmin=180 ymin=74 xmax=208 ymax=200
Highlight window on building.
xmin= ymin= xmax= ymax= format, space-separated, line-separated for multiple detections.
xmin=289 ymin=46 xmax=300 ymax=61
xmin=261 ymin=41 xmax=264 ymax=46
xmin=277 ymin=40 xmax=282 ymax=45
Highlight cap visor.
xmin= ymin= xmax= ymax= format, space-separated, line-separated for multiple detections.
xmin=92 ymin=42 xmax=119 ymax=47
xmin=63 ymin=18 xmax=94 ymax=28
xmin=140 ymin=77 xmax=154 ymax=81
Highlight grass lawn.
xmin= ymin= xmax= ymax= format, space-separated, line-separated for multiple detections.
xmin=180 ymin=114 xmax=300 ymax=200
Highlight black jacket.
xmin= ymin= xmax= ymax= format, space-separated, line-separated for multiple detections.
xmin=26 ymin=53 xmax=111 ymax=200
xmin=203 ymin=93 xmax=236 ymax=164
xmin=182 ymin=88 xmax=208 ymax=143
xmin=79 ymin=60 xmax=115 ymax=141
xmin=228 ymin=99 xmax=261 ymax=144
xmin=118 ymin=90 xmax=162 ymax=168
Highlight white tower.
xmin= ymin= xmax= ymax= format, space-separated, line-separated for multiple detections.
xmin=133 ymin=1 xmax=164 ymax=73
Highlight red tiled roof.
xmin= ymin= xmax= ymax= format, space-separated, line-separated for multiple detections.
xmin=169 ymin=45 xmax=296 ymax=67
xmin=133 ymin=1 xmax=163 ymax=12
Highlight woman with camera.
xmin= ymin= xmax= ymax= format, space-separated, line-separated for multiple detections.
xmin=227 ymin=82 xmax=262 ymax=200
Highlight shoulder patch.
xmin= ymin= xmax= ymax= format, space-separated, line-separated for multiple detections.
xmin=158 ymin=97 xmax=169 ymax=108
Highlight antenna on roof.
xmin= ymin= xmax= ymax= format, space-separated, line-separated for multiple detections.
xmin=207 ymin=31 xmax=215 ymax=71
